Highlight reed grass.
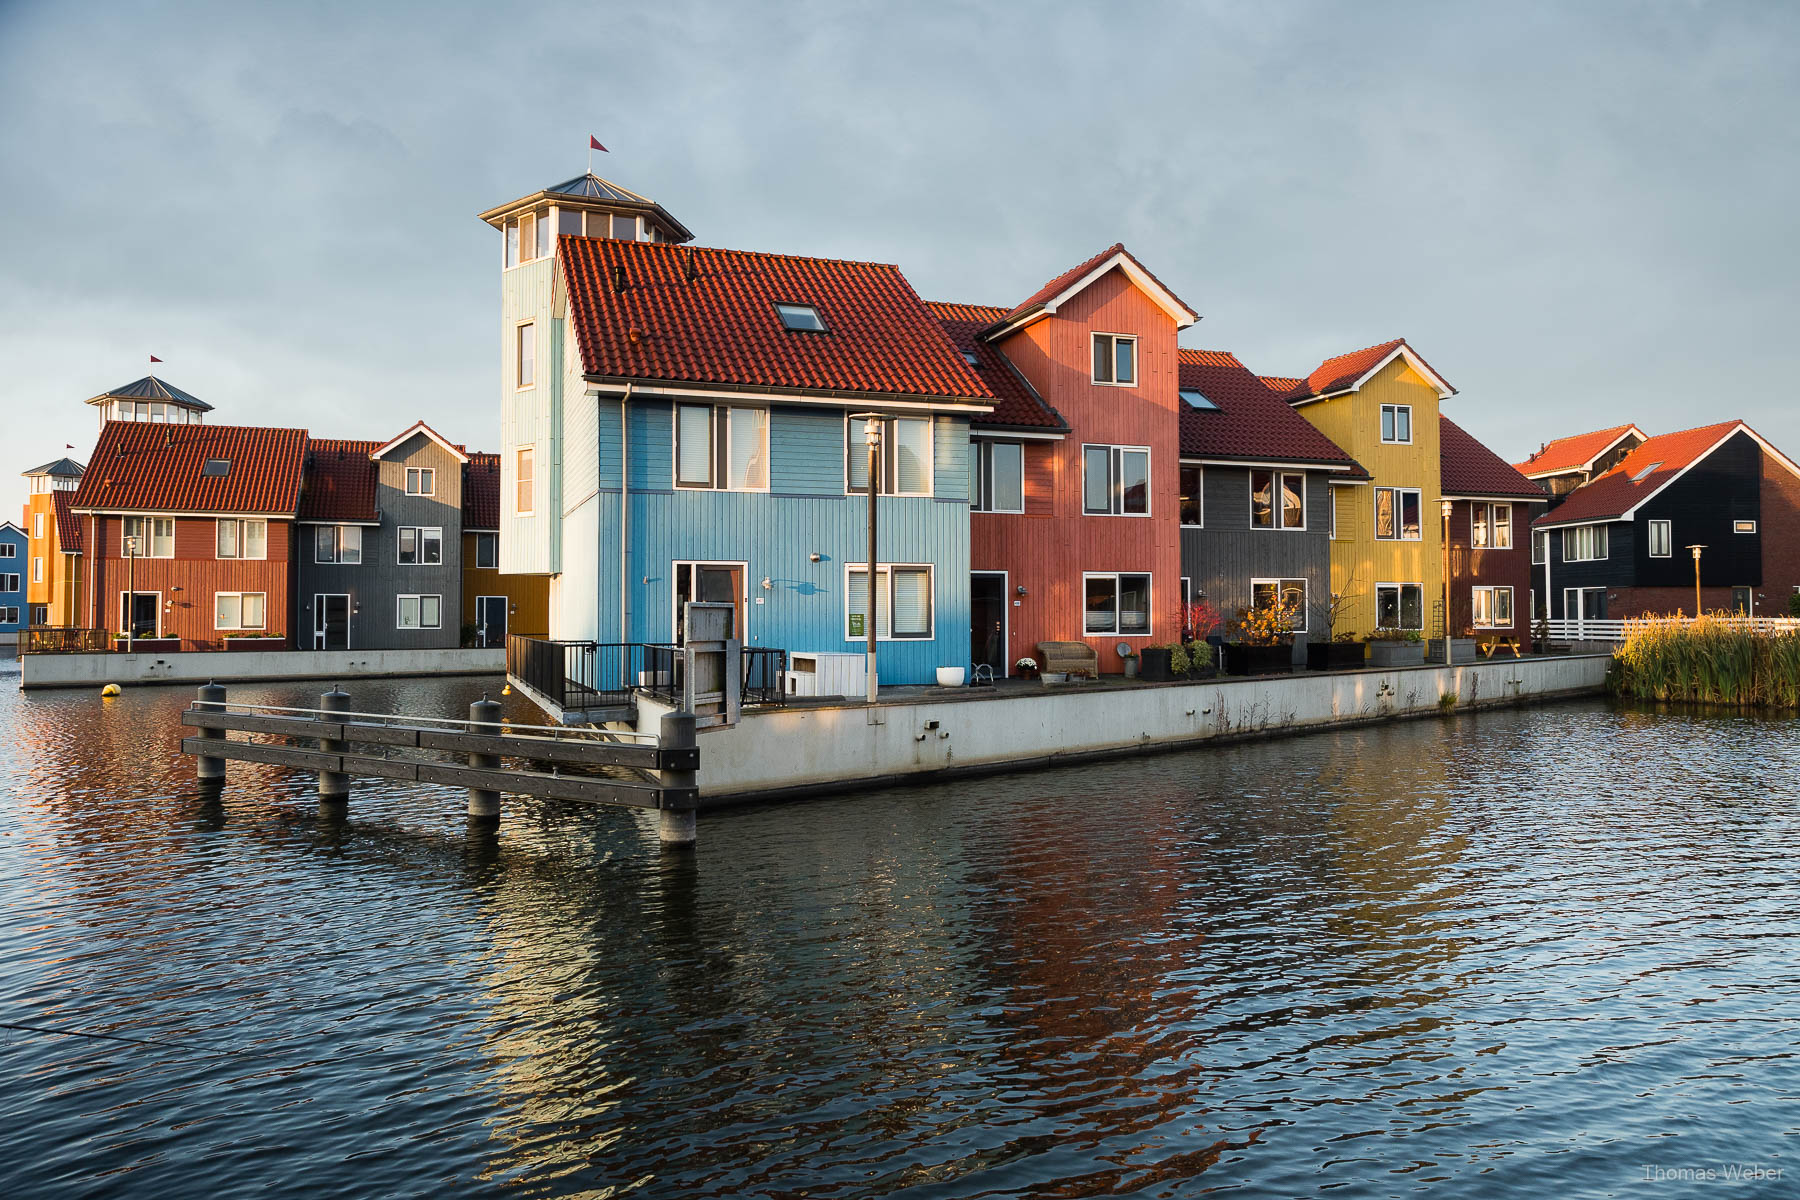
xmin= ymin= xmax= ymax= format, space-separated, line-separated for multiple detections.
xmin=1611 ymin=613 xmax=1800 ymax=707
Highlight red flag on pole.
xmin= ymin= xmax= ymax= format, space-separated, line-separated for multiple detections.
xmin=150 ymin=355 xmax=162 ymax=363
xmin=589 ymin=136 xmax=607 ymax=152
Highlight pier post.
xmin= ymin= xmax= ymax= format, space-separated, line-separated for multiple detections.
xmin=195 ymin=682 xmax=227 ymax=782
xmin=466 ymin=695 xmax=503 ymax=821
xmin=318 ymin=688 xmax=350 ymax=802
xmin=657 ymin=709 xmax=698 ymax=848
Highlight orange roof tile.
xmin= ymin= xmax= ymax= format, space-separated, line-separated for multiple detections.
xmin=1533 ymin=421 xmax=1746 ymax=526
xmin=463 ymin=453 xmax=500 ymax=530
xmin=927 ymin=301 xmax=1064 ymax=431
xmin=298 ymin=439 xmax=379 ymax=523
xmin=1513 ymin=423 xmax=1647 ymax=477
xmin=1440 ymin=417 xmax=1546 ymax=500
xmin=72 ymin=422 xmax=307 ymax=516
xmin=1179 ymin=349 xmax=1363 ymax=475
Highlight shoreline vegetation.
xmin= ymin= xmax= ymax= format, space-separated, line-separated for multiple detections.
xmin=1611 ymin=614 xmax=1800 ymax=707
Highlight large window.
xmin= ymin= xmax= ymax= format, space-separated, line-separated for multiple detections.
xmin=405 ymin=467 xmax=435 ymax=496
xmin=1472 ymin=586 xmax=1514 ymax=629
xmin=397 ymin=595 xmax=442 ymax=630
xmin=1251 ymin=578 xmax=1308 ymax=632
xmin=1084 ymin=572 xmax=1151 ymax=635
xmin=1091 ymin=333 xmax=1136 ymax=385
xmin=214 ymin=592 xmax=267 ymax=631
xmin=1470 ymin=503 xmax=1512 ymax=549
xmin=1251 ymin=470 xmax=1305 ymax=529
xmin=397 ymin=526 xmax=443 ymax=565
xmin=1376 ymin=583 xmax=1424 ymax=630
xmin=1562 ymin=524 xmax=1609 ymax=562
xmin=215 ymin=518 xmax=267 ymax=560
xmin=973 ymin=441 xmax=1023 ymax=513
xmin=315 ymin=525 xmax=362 ymax=564
xmin=845 ymin=564 xmax=933 ymax=640
xmin=1647 ymin=519 xmax=1672 ymax=558
xmin=844 ymin=415 xmax=932 ymax=497
xmin=677 ymin=404 xmax=771 ymax=492
xmin=475 ymin=532 xmax=498 ymax=569
xmin=122 ymin=516 xmax=174 ymax=558
xmin=516 ymin=447 xmax=535 ymax=515
xmin=1380 ymin=404 xmax=1413 ymax=444
xmin=516 ymin=322 xmax=535 ymax=388
xmin=1180 ymin=465 xmax=1203 ymax=527
xmin=1374 ymin=487 xmax=1422 ymax=541
xmin=1083 ymin=445 xmax=1150 ymax=516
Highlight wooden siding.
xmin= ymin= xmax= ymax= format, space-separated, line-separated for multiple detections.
xmin=463 ymin=533 xmax=550 ymax=636
xmin=1180 ymin=467 xmax=1332 ymax=653
xmin=500 ymin=255 xmax=560 ymax=575
xmin=1447 ymin=498 xmax=1537 ymax=649
xmin=0 ymin=526 xmax=26 ymax=631
xmin=87 ymin=515 xmax=292 ymax=649
xmin=22 ymin=491 xmax=82 ymax=623
xmin=973 ymin=267 xmax=1183 ymax=671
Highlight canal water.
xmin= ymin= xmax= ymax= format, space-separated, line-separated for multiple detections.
xmin=2 ymin=660 xmax=1796 ymax=1198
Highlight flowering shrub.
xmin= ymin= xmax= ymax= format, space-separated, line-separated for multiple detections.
xmin=1014 ymin=656 xmax=1038 ymax=671
xmin=1177 ymin=600 xmax=1224 ymax=643
xmin=1233 ymin=600 xmax=1297 ymax=646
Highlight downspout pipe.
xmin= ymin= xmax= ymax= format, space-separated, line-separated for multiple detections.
xmin=619 ymin=383 xmax=634 ymax=646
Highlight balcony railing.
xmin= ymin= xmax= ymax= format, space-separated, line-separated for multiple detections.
xmin=507 ymin=636 xmax=786 ymax=712
xmin=20 ymin=627 xmax=110 ymax=655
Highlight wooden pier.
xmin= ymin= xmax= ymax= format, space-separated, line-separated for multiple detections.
xmin=179 ymin=683 xmax=704 ymax=846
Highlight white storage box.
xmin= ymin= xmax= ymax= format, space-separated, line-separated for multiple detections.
xmin=786 ymin=652 xmax=867 ymax=699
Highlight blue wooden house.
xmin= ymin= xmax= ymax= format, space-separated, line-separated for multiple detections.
xmin=0 ymin=521 xmax=26 ymax=644
xmin=480 ymin=174 xmax=995 ymax=686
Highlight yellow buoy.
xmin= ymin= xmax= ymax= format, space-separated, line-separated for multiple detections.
xmin=100 ymin=683 xmax=122 ymax=697
xmin=501 ymin=683 xmax=512 ymax=696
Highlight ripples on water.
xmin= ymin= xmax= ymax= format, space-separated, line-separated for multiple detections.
xmin=1 ymin=656 xmax=1797 ymax=1197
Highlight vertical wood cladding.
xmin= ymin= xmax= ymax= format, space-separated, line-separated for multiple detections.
xmin=1180 ymin=467 xmax=1333 ymax=647
xmin=1447 ymin=498 xmax=1539 ymax=650
xmin=88 ymin=515 xmax=292 ymax=649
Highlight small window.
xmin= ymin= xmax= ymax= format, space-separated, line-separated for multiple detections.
xmin=1374 ymin=487 xmax=1422 ymax=541
xmin=32 ymin=515 xmax=44 ymax=540
xmin=1631 ymin=461 xmax=1664 ymax=482
xmin=1380 ymin=404 xmax=1412 ymax=444
xmin=32 ymin=557 xmax=43 ymax=583
xmin=1083 ymin=572 xmax=1152 ymax=635
xmin=1472 ymin=586 xmax=1514 ymax=629
xmin=961 ymin=351 xmax=981 ymax=368
xmin=846 ymin=416 xmax=932 ymax=497
xmin=680 ymin=406 xmax=771 ymax=492
xmin=516 ymin=447 xmax=535 ymax=514
xmin=1179 ymin=465 xmax=1203 ymax=527
xmin=216 ymin=519 xmax=266 ymax=560
xmin=1470 ymin=503 xmax=1513 ymax=550
xmin=1647 ymin=519 xmax=1672 ymax=557
xmin=1533 ymin=530 xmax=1549 ymax=564
xmin=1179 ymin=388 xmax=1219 ymax=411
xmin=1251 ymin=578 xmax=1308 ymax=632
xmin=202 ymin=458 xmax=231 ymax=477
xmin=845 ymin=564 xmax=934 ymax=640
xmin=610 ymin=213 xmax=637 ymax=241
xmin=1082 ymin=445 xmax=1150 ymax=516
xmin=517 ymin=212 xmax=537 ymax=263
xmin=397 ymin=594 xmax=442 ymax=630
xmin=1376 ymin=583 xmax=1425 ymax=630
xmin=475 ymin=531 xmax=498 ymax=569
xmin=1092 ymin=334 xmax=1136 ymax=386
xmin=405 ymin=467 xmax=435 ymax=496
xmin=397 ymin=526 xmax=443 ymax=565
xmin=1562 ymin=524 xmax=1610 ymax=562
xmin=516 ymin=322 xmax=536 ymax=388
xmin=1735 ymin=520 xmax=1757 ymax=533
xmin=315 ymin=525 xmax=362 ymax=565
xmin=775 ymin=302 xmax=827 ymax=332
xmin=973 ymin=442 xmax=1024 ymax=513
xmin=214 ymin=592 xmax=267 ymax=631
xmin=0 ymin=544 xmax=12 ymax=558
xmin=1250 ymin=471 xmax=1305 ymax=530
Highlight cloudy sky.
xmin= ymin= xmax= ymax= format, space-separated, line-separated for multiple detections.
xmin=3 ymin=0 xmax=1796 ymax=519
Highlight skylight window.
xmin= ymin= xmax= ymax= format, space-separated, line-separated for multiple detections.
xmin=774 ymin=302 xmax=827 ymax=332
xmin=1631 ymin=461 xmax=1663 ymax=482
xmin=201 ymin=458 xmax=231 ymax=477
xmin=1179 ymin=388 xmax=1220 ymax=411
xmin=961 ymin=351 xmax=981 ymax=367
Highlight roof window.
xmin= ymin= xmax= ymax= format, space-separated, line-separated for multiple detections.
xmin=774 ymin=302 xmax=827 ymax=332
xmin=202 ymin=458 xmax=231 ymax=477
xmin=961 ymin=351 xmax=981 ymax=367
xmin=1179 ymin=388 xmax=1220 ymax=411
xmin=1630 ymin=461 xmax=1662 ymax=482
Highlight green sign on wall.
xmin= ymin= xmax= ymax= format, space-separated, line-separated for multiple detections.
xmin=848 ymin=613 xmax=865 ymax=638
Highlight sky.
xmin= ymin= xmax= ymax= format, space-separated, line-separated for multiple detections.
xmin=3 ymin=0 xmax=1798 ymax=520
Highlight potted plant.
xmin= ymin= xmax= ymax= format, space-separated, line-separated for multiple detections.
xmin=1223 ymin=599 xmax=1296 ymax=676
xmin=1014 ymin=656 xmax=1039 ymax=681
xmin=1427 ymin=623 xmax=1479 ymax=664
xmin=1367 ymin=628 xmax=1427 ymax=666
xmin=1119 ymin=648 xmax=1140 ymax=679
xmin=1140 ymin=643 xmax=1176 ymax=682
xmin=1305 ymin=588 xmax=1365 ymax=671
xmin=224 ymin=631 xmax=286 ymax=651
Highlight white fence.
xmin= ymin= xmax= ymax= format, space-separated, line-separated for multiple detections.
xmin=1542 ymin=616 xmax=1800 ymax=645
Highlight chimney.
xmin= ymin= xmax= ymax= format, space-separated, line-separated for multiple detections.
xmin=612 ymin=264 xmax=627 ymax=293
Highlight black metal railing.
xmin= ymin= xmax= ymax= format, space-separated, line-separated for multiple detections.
xmin=508 ymin=635 xmax=787 ymax=712
xmin=743 ymin=647 xmax=787 ymax=707
xmin=640 ymin=643 xmax=685 ymax=705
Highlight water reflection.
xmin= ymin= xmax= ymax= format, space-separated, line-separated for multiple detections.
xmin=2 ymin=662 xmax=1799 ymax=1198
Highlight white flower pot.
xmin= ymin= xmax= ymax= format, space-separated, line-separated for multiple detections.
xmin=935 ymin=667 xmax=966 ymax=687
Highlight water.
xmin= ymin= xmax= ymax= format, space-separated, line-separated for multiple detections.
xmin=2 ymin=657 xmax=1796 ymax=1198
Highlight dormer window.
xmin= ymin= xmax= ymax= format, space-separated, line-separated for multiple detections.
xmin=1179 ymin=388 xmax=1219 ymax=411
xmin=775 ymin=303 xmax=827 ymax=332
xmin=201 ymin=458 xmax=230 ymax=477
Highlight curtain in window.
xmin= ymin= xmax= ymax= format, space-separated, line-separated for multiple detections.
xmin=893 ymin=418 xmax=930 ymax=494
xmin=986 ymin=443 xmax=1023 ymax=511
xmin=1493 ymin=506 xmax=1511 ymax=548
xmin=217 ymin=520 xmax=238 ymax=558
xmin=216 ymin=594 xmax=241 ymax=629
xmin=421 ymin=596 xmax=441 ymax=628
xmin=728 ymin=408 xmax=768 ymax=490
xmin=243 ymin=594 xmax=265 ymax=629
xmin=892 ymin=568 xmax=930 ymax=637
xmin=244 ymin=521 xmax=266 ymax=560
xmin=847 ymin=423 xmax=872 ymax=492
xmin=677 ymin=407 xmax=714 ymax=486
xmin=152 ymin=519 xmax=174 ymax=558
xmin=846 ymin=568 xmax=890 ymax=639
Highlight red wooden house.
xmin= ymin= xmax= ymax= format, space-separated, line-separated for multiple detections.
xmin=71 ymin=423 xmax=307 ymax=649
xmin=933 ymin=244 xmax=1198 ymax=675
xmin=1440 ymin=416 xmax=1546 ymax=650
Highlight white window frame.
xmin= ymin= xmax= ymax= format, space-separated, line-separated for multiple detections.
xmin=213 ymin=591 xmax=267 ymax=632
xmin=1471 ymin=585 xmax=1514 ymax=630
xmin=1375 ymin=582 xmax=1425 ymax=631
xmin=1647 ymin=519 xmax=1672 ymax=558
xmin=0 ymin=543 xmax=14 ymax=559
xmin=405 ymin=467 xmax=436 ymax=497
xmin=1380 ymin=403 xmax=1413 ymax=444
xmin=1081 ymin=571 xmax=1153 ymax=637
xmin=973 ymin=440 xmax=1025 ymax=514
xmin=122 ymin=516 xmax=175 ymax=558
xmin=516 ymin=446 xmax=535 ymax=515
xmin=675 ymin=405 xmax=773 ymax=493
xmin=1249 ymin=470 xmax=1306 ymax=531
xmin=0 ymin=574 xmax=18 ymax=593
xmin=396 ymin=526 xmax=443 ymax=566
xmin=1374 ymin=487 xmax=1423 ymax=542
xmin=843 ymin=562 xmax=935 ymax=641
xmin=32 ymin=557 xmax=44 ymax=583
xmin=842 ymin=414 xmax=933 ymax=498
xmin=396 ymin=594 xmax=443 ymax=630
xmin=774 ymin=302 xmax=828 ymax=332
xmin=0 ymin=607 xmax=17 ymax=625
xmin=214 ymin=518 xmax=267 ymax=561
xmin=1329 ymin=487 xmax=1342 ymax=540
xmin=1735 ymin=520 xmax=1757 ymax=533
xmin=32 ymin=514 xmax=44 ymax=540
xmin=1562 ymin=524 xmax=1610 ymax=562
xmin=475 ymin=531 xmax=498 ymax=569
xmin=1471 ymin=503 xmax=1512 ymax=550
xmin=516 ymin=321 xmax=536 ymax=389
xmin=1179 ymin=464 xmax=1204 ymax=528
xmin=1532 ymin=529 xmax=1548 ymax=565
xmin=1091 ymin=332 xmax=1138 ymax=387
xmin=1251 ymin=577 xmax=1309 ymax=632
xmin=314 ymin=524 xmax=363 ymax=565
xmin=1081 ymin=444 xmax=1152 ymax=517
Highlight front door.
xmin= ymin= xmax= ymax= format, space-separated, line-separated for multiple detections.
xmin=314 ymin=594 xmax=350 ymax=650
xmin=673 ymin=563 xmax=744 ymax=644
xmin=121 ymin=592 xmax=158 ymax=639
xmin=1732 ymin=587 xmax=1752 ymax=615
xmin=971 ymin=571 xmax=1007 ymax=676
xmin=476 ymin=596 xmax=508 ymax=647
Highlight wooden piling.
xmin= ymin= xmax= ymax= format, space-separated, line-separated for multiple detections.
xmin=466 ymin=696 xmax=503 ymax=820
xmin=657 ymin=709 xmax=698 ymax=848
xmin=318 ymin=688 xmax=350 ymax=802
xmin=195 ymin=682 xmax=226 ymax=782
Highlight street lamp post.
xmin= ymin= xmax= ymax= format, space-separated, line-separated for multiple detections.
xmin=1687 ymin=544 xmax=1706 ymax=617
xmin=1440 ymin=498 xmax=1455 ymax=663
xmin=123 ymin=533 xmax=139 ymax=653
xmin=851 ymin=413 xmax=884 ymax=704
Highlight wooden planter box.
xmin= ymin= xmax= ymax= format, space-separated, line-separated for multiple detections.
xmin=114 ymin=637 xmax=179 ymax=654
xmin=1306 ymin=640 xmax=1366 ymax=671
xmin=1426 ymin=637 xmax=1478 ymax=664
xmin=1367 ymin=640 xmax=1427 ymax=667
xmin=224 ymin=637 xmax=287 ymax=652
xmin=1139 ymin=647 xmax=1174 ymax=682
xmin=1223 ymin=643 xmax=1293 ymax=676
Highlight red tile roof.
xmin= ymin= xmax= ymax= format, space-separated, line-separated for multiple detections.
xmin=1439 ymin=417 xmax=1546 ymax=500
xmin=926 ymin=302 xmax=1065 ymax=431
xmin=992 ymin=242 xmax=1197 ymax=329
xmin=1178 ymin=349 xmax=1365 ymax=475
xmin=1257 ymin=375 xmax=1305 ymax=399
xmin=561 ymin=236 xmax=995 ymax=404
xmin=52 ymin=491 xmax=82 ymax=552
xmin=299 ymin=439 xmax=379 ymax=523
xmin=1513 ymin=423 xmax=1646 ymax=477
xmin=1533 ymin=420 xmax=1746 ymax=527
xmin=464 ymin=453 xmax=500 ymax=530
xmin=1286 ymin=338 xmax=1453 ymax=400
xmin=72 ymin=422 xmax=308 ymax=517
